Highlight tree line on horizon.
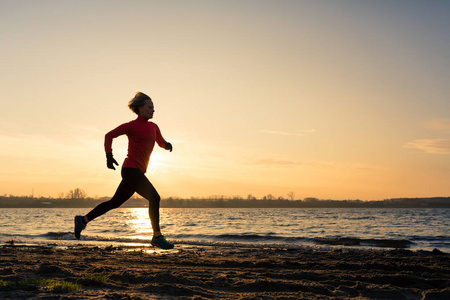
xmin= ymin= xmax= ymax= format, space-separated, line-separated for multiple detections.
xmin=0 ymin=190 xmax=448 ymax=208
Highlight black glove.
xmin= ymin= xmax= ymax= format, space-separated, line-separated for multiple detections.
xmin=164 ymin=142 xmax=173 ymax=152
xmin=106 ymin=153 xmax=119 ymax=170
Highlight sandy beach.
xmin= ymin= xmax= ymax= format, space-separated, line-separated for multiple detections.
xmin=0 ymin=244 xmax=449 ymax=299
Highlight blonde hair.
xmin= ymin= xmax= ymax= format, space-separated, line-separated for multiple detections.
xmin=128 ymin=92 xmax=152 ymax=114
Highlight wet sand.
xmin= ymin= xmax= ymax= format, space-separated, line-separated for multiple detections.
xmin=0 ymin=245 xmax=449 ymax=299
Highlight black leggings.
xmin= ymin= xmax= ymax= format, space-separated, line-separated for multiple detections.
xmin=86 ymin=168 xmax=161 ymax=232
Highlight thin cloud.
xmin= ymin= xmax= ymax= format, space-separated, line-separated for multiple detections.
xmin=425 ymin=119 xmax=450 ymax=131
xmin=260 ymin=129 xmax=315 ymax=136
xmin=251 ymin=158 xmax=387 ymax=171
xmin=404 ymin=139 xmax=450 ymax=154
xmin=253 ymin=158 xmax=302 ymax=167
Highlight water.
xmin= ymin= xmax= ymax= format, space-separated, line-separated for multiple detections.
xmin=0 ymin=208 xmax=449 ymax=252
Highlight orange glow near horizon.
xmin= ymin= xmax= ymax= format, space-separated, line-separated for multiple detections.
xmin=0 ymin=1 xmax=449 ymax=200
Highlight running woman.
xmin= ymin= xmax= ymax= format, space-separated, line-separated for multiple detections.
xmin=74 ymin=92 xmax=174 ymax=249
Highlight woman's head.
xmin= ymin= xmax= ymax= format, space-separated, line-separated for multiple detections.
xmin=128 ymin=92 xmax=154 ymax=118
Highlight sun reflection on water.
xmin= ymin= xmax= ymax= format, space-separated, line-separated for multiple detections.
xmin=123 ymin=208 xmax=152 ymax=239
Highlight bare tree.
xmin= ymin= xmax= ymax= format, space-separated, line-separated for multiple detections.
xmin=287 ymin=192 xmax=295 ymax=201
xmin=67 ymin=188 xmax=87 ymax=199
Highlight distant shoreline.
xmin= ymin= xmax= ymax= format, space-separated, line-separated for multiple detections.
xmin=0 ymin=196 xmax=449 ymax=208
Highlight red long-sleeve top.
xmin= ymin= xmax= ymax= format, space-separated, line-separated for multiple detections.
xmin=104 ymin=115 xmax=167 ymax=173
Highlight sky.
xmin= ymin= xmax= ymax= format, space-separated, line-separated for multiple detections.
xmin=0 ymin=0 xmax=449 ymax=200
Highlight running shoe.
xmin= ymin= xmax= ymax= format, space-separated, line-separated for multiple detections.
xmin=74 ymin=215 xmax=86 ymax=239
xmin=151 ymin=236 xmax=174 ymax=249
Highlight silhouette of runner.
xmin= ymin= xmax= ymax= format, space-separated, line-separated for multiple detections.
xmin=74 ymin=92 xmax=174 ymax=249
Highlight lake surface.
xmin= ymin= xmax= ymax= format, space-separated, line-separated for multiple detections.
xmin=0 ymin=208 xmax=448 ymax=252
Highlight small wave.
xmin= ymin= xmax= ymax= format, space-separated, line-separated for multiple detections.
xmin=409 ymin=235 xmax=450 ymax=242
xmin=39 ymin=232 xmax=414 ymax=249
xmin=44 ymin=232 xmax=73 ymax=240
xmin=343 ymin=216 xmax=376 ymax=221
xmin=314 ymin=237 xmax=413 ymax=248
xmin=218 ymin=234 xmax=268 ymax=240
xmin=215 ymin=233 xmax=306 ymax=243
xmin=5 ymin=231 xmax=424 ymax=251
xmin=176 ymin=233 xmax=315 ymax=246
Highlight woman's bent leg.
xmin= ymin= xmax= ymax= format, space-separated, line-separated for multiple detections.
xmin=135 ymin=175 xmax=161 ymax=234
xmin=134 ymin=173 xmax=174 ymax=249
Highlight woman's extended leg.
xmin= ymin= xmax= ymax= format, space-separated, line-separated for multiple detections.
xmin=85 ymin=168 xmax=138 ymax=222
xmin=74 ymin=168 xmax=139 ymax=239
